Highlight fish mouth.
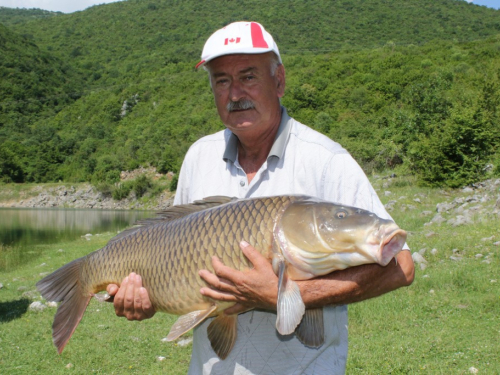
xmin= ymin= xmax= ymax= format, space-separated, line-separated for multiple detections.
xmin=378 ymin=227 xmax=407 ymax=266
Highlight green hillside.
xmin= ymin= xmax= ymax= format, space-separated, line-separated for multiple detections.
xmin=0 ymin=7 xmax=61 ymax=26
xmin=0 ymin=0 xmax=499 ymax=187
xmin=0 ymin=24 xmax=83 ymax=182
xmin=7 ymin=0 xmax=500 ymax=85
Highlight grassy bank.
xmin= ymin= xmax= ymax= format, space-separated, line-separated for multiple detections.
xmin=0 ymin=176 xmax=499 ymax=374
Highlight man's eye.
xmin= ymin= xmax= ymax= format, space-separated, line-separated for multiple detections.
xmin=244 ymin=75 xmax=255 ymax=81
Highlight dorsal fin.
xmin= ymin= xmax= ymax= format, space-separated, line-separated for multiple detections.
xmin=107 ymin=196 xmax=236 ymax=244
xmin=150 ymin=196 xmax=236 ymax=223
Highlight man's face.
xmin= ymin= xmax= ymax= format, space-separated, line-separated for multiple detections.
xmin=208 ymin=53 xmax=285 ymax=136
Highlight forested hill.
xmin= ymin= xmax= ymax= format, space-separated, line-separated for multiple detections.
xmin=0 ymin=7 xmax=61 ymax=26
xmin=0 ymin=0 xmax=499 ymax=189
xmin=5 ymin=0 xmax=500 ymax=85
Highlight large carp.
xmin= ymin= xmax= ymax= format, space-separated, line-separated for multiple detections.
xmin=37 ymin=195 xmax=407 ymax=359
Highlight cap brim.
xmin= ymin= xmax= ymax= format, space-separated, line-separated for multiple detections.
xmin=195 ymin=48 xmax=278 ymax=70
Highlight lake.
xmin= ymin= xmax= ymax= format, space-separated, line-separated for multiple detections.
xmin=0 ymin=208 xmax=154 ymax=271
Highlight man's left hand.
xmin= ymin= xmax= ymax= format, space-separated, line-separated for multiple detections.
xmin=198 ymin=241 xmax=278 ymax=315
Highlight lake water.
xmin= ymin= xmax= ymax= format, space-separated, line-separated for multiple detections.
xmin=0 ymin=208 xmax=154 ymax=271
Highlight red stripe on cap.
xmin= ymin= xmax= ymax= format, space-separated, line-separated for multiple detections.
xmin=195 ymin=60 xmax=206 ymax=69
xmin=250 ymin=22 xmax=268 ymax=48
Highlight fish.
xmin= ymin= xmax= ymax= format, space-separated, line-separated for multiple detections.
xmin=36 ymin=195 xmax=407 ymax=359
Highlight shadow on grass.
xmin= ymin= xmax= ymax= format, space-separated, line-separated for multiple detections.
xmin=0 ymin=298 xmax=30 ymax=323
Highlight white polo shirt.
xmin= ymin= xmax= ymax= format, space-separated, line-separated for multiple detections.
xmin=174 ymin=107 xmax=395 ymax=375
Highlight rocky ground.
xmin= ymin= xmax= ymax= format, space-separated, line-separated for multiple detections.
xmin=0 ymin=167 xmax=175 ymax=210
xmin=383 ymin=178 xmax=500 ymax=227
xmin=0 ymin=183 xmax=174 ymax=210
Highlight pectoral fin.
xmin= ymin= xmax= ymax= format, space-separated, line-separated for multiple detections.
xmin=207 ymin=314 xmax=238 ymax=360
xmin=275 ymin=256 xmax=305 ymax=335
xmin=166 ymin=305 xmax=217 ymax=341
xmin=295 ymin=308 xmax=324 ymax=348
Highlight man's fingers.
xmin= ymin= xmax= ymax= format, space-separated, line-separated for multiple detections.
xmin=200 ymin=287 xmax=238 ymax=302
xmin=139 ymin=287 xmax=155 ymax=318
xmin=132 ymin=274 xmax=144 ymax=312
xmin=199 ymin=269 xmax=236 ymax=291
xmin=240 ymin=241 xmax=267 ymax=268
xmin=112 ymin=275 xmax=129 ymax=316
xmin=106 ymin=283 xmax=118 ymax=303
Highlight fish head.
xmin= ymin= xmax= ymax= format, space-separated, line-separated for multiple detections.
xmin=277 ymin=199 xmax=407 ymax=279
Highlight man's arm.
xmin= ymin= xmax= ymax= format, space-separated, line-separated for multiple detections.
xmin=199 ymin=241 xmax=414 ymax=315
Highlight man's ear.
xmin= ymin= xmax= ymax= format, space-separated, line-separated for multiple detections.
xmin=276 ymin=65 xmax=286 ymax=98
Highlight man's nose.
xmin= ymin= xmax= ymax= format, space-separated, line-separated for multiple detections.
xmin=229 ymin=80 xmax=246 ymax=102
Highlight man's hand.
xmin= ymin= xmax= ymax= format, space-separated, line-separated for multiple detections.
xmin=198 ymin=241 xmax=278 ymax=315
xmin=106 ymin=272 xmax=156 ymax=320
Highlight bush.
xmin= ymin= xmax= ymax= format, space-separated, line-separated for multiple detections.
xmin=132 ymin=175 xmax=152 ymax=198
xmin=112 ymin=182 xmax=132 ymax=200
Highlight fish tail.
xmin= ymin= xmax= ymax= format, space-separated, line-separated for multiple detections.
xmin=36 ymin=257 xmax=91 ymax=354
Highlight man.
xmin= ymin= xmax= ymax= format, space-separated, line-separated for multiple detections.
xmin=108 ymin=22 xmax=414 ymax=374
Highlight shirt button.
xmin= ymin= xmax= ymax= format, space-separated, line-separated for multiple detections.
xmin=240 ymin=180 xmax=245 ymax=186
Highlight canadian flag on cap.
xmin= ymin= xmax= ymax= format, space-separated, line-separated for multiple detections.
xmin=224 ymin=37 xmax=241 ymax=45
xmin=196 ymin=21 xmax=281 ymax=69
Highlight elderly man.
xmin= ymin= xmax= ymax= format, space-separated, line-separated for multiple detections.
xmin=108 ymin=22 xmax=414 ymax=374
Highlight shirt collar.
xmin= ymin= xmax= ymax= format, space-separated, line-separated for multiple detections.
xmin=223 ymin=106 xmax=292 ymax=163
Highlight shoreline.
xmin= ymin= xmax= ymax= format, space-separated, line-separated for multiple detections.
xmin=0 ymin=183 xmax=175 ymax=211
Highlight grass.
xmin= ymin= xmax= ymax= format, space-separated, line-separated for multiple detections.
xmin=0 ymin=174 xmax=499 ymax=374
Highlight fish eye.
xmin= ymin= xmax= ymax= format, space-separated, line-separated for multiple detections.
xmin=336 ymin=210 xmax=348 ymax=219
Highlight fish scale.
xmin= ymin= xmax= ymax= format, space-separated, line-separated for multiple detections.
xmin=36 ymin=195 xmax=407 ymax=359
xmin=80 ymin=196 xmax=285 ymax=315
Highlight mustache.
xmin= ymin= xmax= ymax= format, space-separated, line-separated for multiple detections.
xmin=227 ymin=99 xmax=255 ymax=112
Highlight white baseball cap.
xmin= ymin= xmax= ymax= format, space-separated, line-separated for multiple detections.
xmin=195 ymin=21 xmax=282 ymax=69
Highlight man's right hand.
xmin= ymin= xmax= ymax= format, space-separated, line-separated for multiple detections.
xmin=106 ymin=272 xmax=156 ymax=320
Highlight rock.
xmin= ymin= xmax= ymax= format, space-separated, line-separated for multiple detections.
xmin=493 ymin=241 xmax=500 ymax=246
xmin=177 ymin=338 xmax=193 ymax=347
xmin=420 ymin=211 xmax=433 ymax=217
xmin=419 ymin=263 xmax=427 ymax=271
xmin=430 ymin=214 xmax=445 ymax=225
xmin=17 ymin=286 xmax=27 ymax=292
xmin=157 ymin=356 xmax=166 ymax=361
xmin=418 ymin=248 xmax=427 ymax=255
xmin=65 ymin=363 xmax=73 ymax=369
xmin=429 ymin=289 xmax=435 ymax=294
xmin=47 ymin=301 xmax=58 ymax=307
xmin=475 ymin=254 xmax=483 ymax=259
xmin=0 ymin=283 xmax=3 ymax=289
xmin=436 ymin=202 xmax=455 ymax=213
xmin=481 ymin=236 xmax=495 ymax=242
xmin=468 ymin=367 xmax=479 ymax=374
xmin=431 ymin=248 xmax=438 ymax=255
xmin=450 ymin=256 xmax=462 ymax=261
xmin=412 ymin=252 xmax=427 ymax=265
xmin=425 ymin=232 xmax=438 ymax=238
xmin=22 ymin=290 xmax=39 ymax=299
xmin=447 ymin=215 xmax=472 ymax=227
xmin=29 ymin=301 xmax=46 ymax=312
